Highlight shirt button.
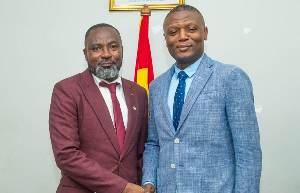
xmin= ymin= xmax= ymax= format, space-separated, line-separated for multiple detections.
xmin=171 ymin=164 xmax=176 ymax=169
xmin=174 ymin=138 xmax=180 ymax=144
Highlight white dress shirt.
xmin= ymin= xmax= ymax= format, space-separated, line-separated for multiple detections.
xmin=92 ymin=74 xmax=128 ymax=130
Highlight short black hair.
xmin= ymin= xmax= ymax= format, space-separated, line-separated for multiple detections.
xmin=84 ymin=23 xmax=121 ymax=48
xmin=166 ymin=4 xmax=201 ymax=18
xmin=165 ymin=4 xmax=203 ymax=22
xmin=164 ymin=4 xmax=205 ymax=29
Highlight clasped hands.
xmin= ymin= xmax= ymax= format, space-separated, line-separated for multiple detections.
xmin=122 ymin=183 xmax=155 ymax=193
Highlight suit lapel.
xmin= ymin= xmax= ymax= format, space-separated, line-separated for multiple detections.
xmin=119 ymin=78 xmax=138 ymax=158
xmin=162 ymin=67 xmax=176 ymax=135
xmin=177 ymin=55 xmax=214 ymax=131
xmin=78 ymin=69 xmax=121 ymax=155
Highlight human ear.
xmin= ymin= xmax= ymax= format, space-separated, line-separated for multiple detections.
xmin=83 ymin=49 xmax=87 ymax=61
xmin=204 ymin=27 xmax=208 ymax=41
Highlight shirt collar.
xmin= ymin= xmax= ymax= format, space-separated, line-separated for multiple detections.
xmin=92 ymin=74 xmax=123 ymax=87
xmin=174 ymin=54 xmax=204 ymax=78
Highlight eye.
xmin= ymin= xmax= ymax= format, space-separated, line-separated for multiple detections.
xmin=93 ymin=47 xmax=101 ymax=51
xmin=188 ymin=27 xmax=197 ymax=32
xmin=110 ymin=44 xmax=118 ymax=50
xmin=168 ymin=30 xmax=177 ymax=36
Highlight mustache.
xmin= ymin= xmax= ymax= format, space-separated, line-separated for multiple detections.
xmin=96 ymin=59 xmax=117 ymax=66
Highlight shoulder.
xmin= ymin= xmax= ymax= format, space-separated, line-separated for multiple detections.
xmin=56 ymin=69 xmax=91 ymax=85
xmin=149 ymin=66 xmax=174 ymax=89
xmin=56 ymin=73 xmax=81 ymax=86
xmin=207 ymin=57 xmax=253 ymax=92
xmin=205 ymin=55 xmax=248 ymax=79
xmin=201 ymin=55 xmax=253 ymax=92
xmin=204 ymin=55 xmax=238 ymax=73
xmin=52 ymin=69 xmax=90 ymax=93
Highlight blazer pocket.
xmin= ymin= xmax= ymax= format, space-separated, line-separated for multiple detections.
xmin=198 ymin=92 xmax=224 ymax=111
xmin=201 ymin=165 xmax=235 ymax=192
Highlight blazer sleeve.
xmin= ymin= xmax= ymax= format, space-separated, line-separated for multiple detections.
xmin=142 ymin=83 xmax=160 ymax=188
xmin=225 ymin=68 xmax=262 ymax=192
xmin=49 ymin=82 xmax=127 ymax=193
xmin=136 ymin=87 xmax=149 ymax=185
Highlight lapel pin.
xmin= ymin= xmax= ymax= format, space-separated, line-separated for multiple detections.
xmin=133 ymin=106 xmax=136 ymax=110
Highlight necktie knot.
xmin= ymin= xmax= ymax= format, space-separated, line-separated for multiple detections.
xmin=99 ymin=82 xmax=119 ymax=93
xmin=178 ymin=71 xmax=188 ymax=81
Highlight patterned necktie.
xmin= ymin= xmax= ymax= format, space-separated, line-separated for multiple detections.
xmin=173 ymin=71 xmax=188 ymax=131
xmin=99 ymin=82 xmax=125 ymax=151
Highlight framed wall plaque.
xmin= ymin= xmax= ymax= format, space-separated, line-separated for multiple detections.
xmin=109 ymin=0 xmax=185 ymax=11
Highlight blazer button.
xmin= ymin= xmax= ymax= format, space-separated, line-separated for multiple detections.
xmin=171 ymin=164 xmax=176 ymax=169
xmin=174 ymin=138 xmax=180 ymax=144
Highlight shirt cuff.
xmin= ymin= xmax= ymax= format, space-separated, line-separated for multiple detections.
xmin=142 ymin=181 xmax=155 ymax=187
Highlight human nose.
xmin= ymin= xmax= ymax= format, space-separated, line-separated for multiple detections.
xmin=178 ymin=28 xmax=188 ymax=41
xmin=100 ymin=46 xmax=112 ymax=59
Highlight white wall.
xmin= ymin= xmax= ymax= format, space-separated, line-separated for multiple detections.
xmin=0 ymin=0 xmax=299 ymax=192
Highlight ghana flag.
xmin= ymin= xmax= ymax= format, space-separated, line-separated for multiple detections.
xmin=134 ymin=15 xmax=154 ymax=95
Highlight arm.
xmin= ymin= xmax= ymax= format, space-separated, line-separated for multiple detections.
xmin=225 ymin=68 xmax=262 ymax=192
xmin=141 ymin=85 xmax=158 ymax=191
xmin=136 ymin=89 xmax=149 ymax=185
xmin=49 ymin=82 xmax=127 ymax=192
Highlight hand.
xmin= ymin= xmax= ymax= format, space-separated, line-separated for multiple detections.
xmin=122 ymin=183 xmax=145 ymax=193
xmin=143 ymin=183 xmax=155 ymax=193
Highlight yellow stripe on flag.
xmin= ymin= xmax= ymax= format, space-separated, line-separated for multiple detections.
xmin=136 ymin=68 xmax=149 ymax=95
xmin=134 ymin=15 xmax=153 ymax=100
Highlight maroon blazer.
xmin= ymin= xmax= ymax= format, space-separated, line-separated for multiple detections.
xmin=49 ymin=69 xmax=148 ymax=193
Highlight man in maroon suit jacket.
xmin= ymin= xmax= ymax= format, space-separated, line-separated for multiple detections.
xmin=49 ymin=23 xmax=148 ymax=193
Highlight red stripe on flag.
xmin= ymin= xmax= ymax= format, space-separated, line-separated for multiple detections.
xmin=134 ymin=16 xmax=154 ymax=88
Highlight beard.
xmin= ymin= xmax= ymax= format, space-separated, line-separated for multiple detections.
xmin=88 ymin=59 xmax=121 ymax=80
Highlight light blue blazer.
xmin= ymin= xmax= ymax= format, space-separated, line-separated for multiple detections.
xmin=142 ymin=54 xmax=262 ymax=193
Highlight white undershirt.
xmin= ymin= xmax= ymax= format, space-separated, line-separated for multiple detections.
xmin=92 ymin=74 xmax=128 ymax=130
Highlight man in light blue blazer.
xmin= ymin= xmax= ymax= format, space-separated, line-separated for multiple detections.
xmin=142 ymin=4 xmax=262 ymax=193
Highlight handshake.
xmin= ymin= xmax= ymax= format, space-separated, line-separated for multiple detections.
xmin=122 ymin=183 xmax=155 ymax=193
